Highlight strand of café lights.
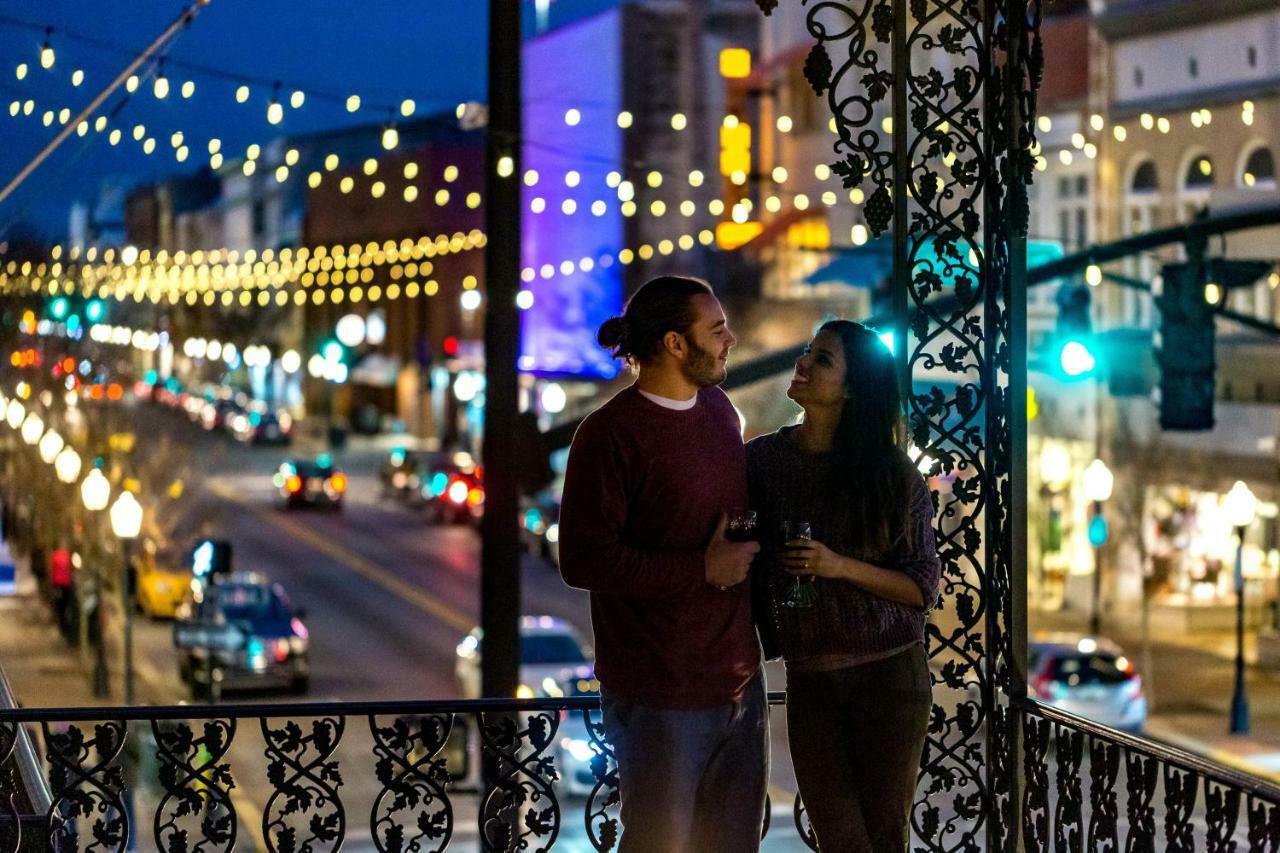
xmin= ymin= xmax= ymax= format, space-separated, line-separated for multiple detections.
xmin=3 ymin=79 xmax=846 ymax=230
xmin=2 ymin=224 xmax=719 ymax=313
xmin=1025 ymin=101 xmax=1263 ymax=173
xmin=0 ymin=170 xmax=852 ymax=305
xmin=6 ymin=37 xmax=858 ymax=222
xmin=0 ymin=230 xmax=487 ymax=303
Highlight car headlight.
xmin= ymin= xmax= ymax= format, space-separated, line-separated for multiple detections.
xmin=560 ymin=737 xmax=594 ymax=764
xmin=289 ymin=636 xmax=308 ymax=654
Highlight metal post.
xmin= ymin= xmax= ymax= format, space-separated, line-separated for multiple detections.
xmin=121 ymin=538 xmax=135 ymax=706
xmin=93 ymin=576 xmax=109 ymax=697
xmin=1089 ymin=500 xmax=1103 ymax=636
xmin=479 ymin=0 xmax=522 ymax=702
xmin=1230 ymin=526 xmax=1250 ymax=734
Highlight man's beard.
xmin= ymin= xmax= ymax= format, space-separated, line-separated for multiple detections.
xmin=682 ymin=337 xmax=726 ymax=387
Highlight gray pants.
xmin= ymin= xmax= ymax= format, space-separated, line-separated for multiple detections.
xmin=601 ymin=673 xmax=768 ymax=853
xmin=786 ymin=644 xmax=932 ymax=852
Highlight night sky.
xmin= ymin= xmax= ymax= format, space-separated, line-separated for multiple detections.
xmin=0 ymin=0 xmax=498 ymax=241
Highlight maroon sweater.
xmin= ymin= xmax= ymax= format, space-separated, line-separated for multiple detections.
xmin=559 ymin=384 xmax=759 ymax=709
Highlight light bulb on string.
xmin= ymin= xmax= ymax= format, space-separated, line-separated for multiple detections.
xmin=39 ymin=30 xmax=55 ymax=69
xmin=153 ymin=63 xmax=169 ymax=99
xmin=382 ymin=123 xmax=399 ymax=150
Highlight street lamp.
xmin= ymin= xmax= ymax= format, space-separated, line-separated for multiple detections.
xmin=38 ymin=429 xmax=63 ymax=464
xmin=20 ymin=413 xmax=43 ymax=445
xmin=1224 ymin=480 xmax=1258 ymax=735
xmin=81 ymin=467 xmax=110 ymax=511
xmin=54 ymin=447 xmax=81 ymax=484
xmin=79 ymin=466 xmax=111 ymax=695
xmin=110 ymin=491 xmax=143 ymax=706
xmin=1082 ymin=458 xmax=1114 ymax=636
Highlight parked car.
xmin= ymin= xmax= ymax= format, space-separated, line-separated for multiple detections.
xmin=173 ymin=571 xmax=310 ymax=700
xmin=274 ymin=456 xmax=346 ymax=511
xmin=455 ymin=616 xmax=600 ymax=796
xmin=230 ymin=405 xmax=293 ymax=445
xmin=1029 ymin=634 xmax=1147 ymax=733
xmin=133 ymin=541 xmax=193 ymax=620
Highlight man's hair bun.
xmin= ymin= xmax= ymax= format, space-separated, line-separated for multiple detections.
xmin=597 ymin=315 xmax=629 ymax=354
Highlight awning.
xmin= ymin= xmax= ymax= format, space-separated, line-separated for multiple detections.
xmin=350 ymin=353 xmax=401 ymax=388
xmin=804 ymin=237 xmax=1066 ymax=288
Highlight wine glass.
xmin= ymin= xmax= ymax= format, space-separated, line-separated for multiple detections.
xmin=726 ymin=509 xmax=758 ymax=543
xmin=781 ymin=520 xmax=819 ymax=608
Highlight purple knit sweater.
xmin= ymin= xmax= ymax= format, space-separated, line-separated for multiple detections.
xmin=746 ymin=427 xmax=942 ymax=665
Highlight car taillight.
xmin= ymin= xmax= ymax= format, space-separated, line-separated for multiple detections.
xmin=286 ymin=474 xmax=303 ymax=493
xmin=447 ymin=479 xmax=469 ymax=505
xmin=467 ymin=487 xmax=485 ymax=507
xmin=274 ymin=639 xmax=290 ymax=663
xmin=329 ymin=472 xmax=347 ymax=493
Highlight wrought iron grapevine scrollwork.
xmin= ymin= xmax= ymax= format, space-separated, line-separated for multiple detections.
xmin=1054 ymin=724 xmax=1084 ymax=853
xmin=369 ymin=714 xmax=454 ymax=853
xmin=1087 ymin=737 xmax=1120 ymax=852
xmin=260 ymin=716 xmax=345 ymax=853
xmin=1163 ymin=765 xmax=1198 ymax=853
xmin=1124 ymin=751 xmax=1158 ymax=853
xmin=580 ymin=708 xmax=618 ymax=852
xmin=43 ymin=721 xmax=129 ymax=853
xmin=801 ymin=0 xmax=894 ymax=235
xmin=478 ymin=710 xmax=560 ymax=852
xmin=0 ymin=721 xmax=20 ymax=853
xmin=1022 ymin=714 xmax=1049 ymax=851
xmin=1204 ymin=780 xmax=1241 ymax=853
xmin=791 ymin=793 xmax=818 ymax=850
xmin=1247 ymin=794 xmax=1280 ymax=852
xmin=153 ymin=719 xmax=237 ymax=853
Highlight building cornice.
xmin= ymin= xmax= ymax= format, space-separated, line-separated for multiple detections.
xmin=1097 ymin=0 xmax=1277 ymax=40
xmin=1111 ymin=77 xmax=1280 ymax=119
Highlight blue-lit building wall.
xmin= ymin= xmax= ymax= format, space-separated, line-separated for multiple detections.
xmin=520 ymin=10 xmax=625 ymax=380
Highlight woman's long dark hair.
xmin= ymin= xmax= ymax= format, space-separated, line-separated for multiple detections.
xmin=819 ymin=320 xmax=910 ymax=553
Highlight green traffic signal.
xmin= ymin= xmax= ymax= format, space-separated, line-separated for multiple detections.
xmin=85 ymin=299 xmax=105 ymax=322
xmin=50 ymin=297 xmax=69 ymax=320
xmin=322 ymin=340 xmax=344 ymax=363
xmin=1059 ymin=339 xmax=1096 ymax=377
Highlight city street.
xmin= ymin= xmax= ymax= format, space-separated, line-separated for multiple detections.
xmin=0 ymin=398 xmax=822 ymax=850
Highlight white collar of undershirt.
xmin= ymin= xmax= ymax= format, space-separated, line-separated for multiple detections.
xmin=638 ymin=388 xmax=698 ymax=411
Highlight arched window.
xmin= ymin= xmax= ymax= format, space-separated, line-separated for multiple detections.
xmin=1241 ymin=147 xmax=1276 ymax=189
xmin=1130 ymin=160 xmax=1158 ymax=193
xmin=1183 ymin=154 xmax=1215 ymax=189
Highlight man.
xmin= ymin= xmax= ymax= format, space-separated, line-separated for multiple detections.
xmin=559 ymin=275 xmax=766 ymax=853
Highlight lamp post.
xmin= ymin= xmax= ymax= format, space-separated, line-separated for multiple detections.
xmin=1224 ymin=480 xmax=1258 ymax=735
xmin=81 ymin=468 xmax=111 ymax=696
xmin=110 ymin=491 xmax=143 ymax=706
xmin=1082 ymin=458 xmax=1114 ymax=636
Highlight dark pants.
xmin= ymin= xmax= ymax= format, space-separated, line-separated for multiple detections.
xmin=786 ymin=644 xmax=931 ymax=853
xmin=601 ymin=672 xmax=768 ymax=853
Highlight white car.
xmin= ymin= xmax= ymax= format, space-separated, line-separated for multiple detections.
xmin=1029 ymin=634 xmax=1147 ymax=734
xmin=455 ymin=616 xmax=602 ymax=797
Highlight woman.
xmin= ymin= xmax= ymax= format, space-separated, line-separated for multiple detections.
xmin=747 ymin=319 xmax=941 ymax=852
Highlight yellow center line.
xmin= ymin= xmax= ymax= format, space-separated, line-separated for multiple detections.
xmin=206 ymin=480 xmax=474 ymax=633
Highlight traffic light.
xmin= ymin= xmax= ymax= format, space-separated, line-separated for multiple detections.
xmin=1054 ymin=285 xmax=1097 ymax=379
xmin=85 ymin=299 xmax=105 ymax=323
xmin=1158 ymin=262 xmax=1214 ymax=430
xmin=49 ymin=297 xmax=69 ymax=320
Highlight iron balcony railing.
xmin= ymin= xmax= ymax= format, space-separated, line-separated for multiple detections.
xmin=4 ymin=692 xmax=1280 ymax=852
xmin=0 ymin=693 xmax=818 ymax=853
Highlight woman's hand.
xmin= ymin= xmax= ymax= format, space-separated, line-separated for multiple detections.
xmin=780 ymin=539 xmax=847 ymax=579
